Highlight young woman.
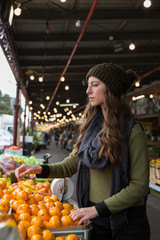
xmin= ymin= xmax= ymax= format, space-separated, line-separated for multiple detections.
xmin=15 ymin=63 xmax=150 ymax=240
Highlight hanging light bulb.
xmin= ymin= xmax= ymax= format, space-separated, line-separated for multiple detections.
xmin=129 ymin=42 xmax=135 ymax=51
xmin=56 ymin=101 xmax=60 ymax=105
xmin=143 ymin=0 xmax=152 ymax=8
xmin=75 ymin=19 xmax=81 ymax=27
xmin=61 ymin=76 xmax=65 ymax=82
xmin=46 ymin=21 xmax=51 ymax=34
xmin=65 ymin=85 xmax=69 ymax=90
xmin=30 ymin=75 xmax=34 ymax=80
xmin=46 ymin=96 xmax=50 ymax=100
xmin=14 ymin=3 xmax=22 ymax=16
xmin=39 ymin=76 xmax=44 ymax=82
xmin=135 ymin=81 xmax=140 ymax=87
xmin=60 ymin=0 xmax=67 ymax=2
xmin=29 ymin=101 xmax=32 ymax=105
xmin=66 ymin=99 xmax=70 ymax=103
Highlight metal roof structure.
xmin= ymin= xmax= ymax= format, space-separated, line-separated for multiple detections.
xmin=0 ymin=0 xmax=160 ymax=122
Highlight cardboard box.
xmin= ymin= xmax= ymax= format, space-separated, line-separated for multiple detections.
xmin=150 ymin=165 xmax=156 ymax=184
xmin=156 ymin=166 xmax=160 ymax=179
xmin=45 ymin=221 xmax=92 ymax=240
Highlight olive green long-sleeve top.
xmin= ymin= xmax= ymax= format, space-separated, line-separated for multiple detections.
xmin=45 ymin=124 xmax=149 ymax=214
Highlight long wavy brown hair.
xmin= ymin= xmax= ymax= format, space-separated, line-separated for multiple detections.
xmin=73 ymin=87 xmax=133 ymax=164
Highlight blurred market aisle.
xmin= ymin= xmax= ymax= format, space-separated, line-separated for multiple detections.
xmin=33 ymin=141 xmax=160 ymax=240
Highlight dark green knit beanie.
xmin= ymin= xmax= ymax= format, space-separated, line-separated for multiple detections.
xmin=86 ymin=63 xmax=138 ymax=97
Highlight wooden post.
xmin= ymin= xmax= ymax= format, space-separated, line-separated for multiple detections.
xmin=22 ymin=102 xmax=26 ymax=155
xmin=13 ymin=84 xmax=20 ymax=146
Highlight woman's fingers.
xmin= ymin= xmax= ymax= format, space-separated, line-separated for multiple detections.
xmin=15 ymin=164 xmax=42 ymax=181
xmin=70 ymin=206 xmax=98 ymax=225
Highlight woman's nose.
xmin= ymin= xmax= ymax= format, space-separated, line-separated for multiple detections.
xmin=86 ymin=86 xmax=91 ymax=94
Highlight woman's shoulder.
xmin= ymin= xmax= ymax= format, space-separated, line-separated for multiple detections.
xmin=130 ymin=122 xmax=145 ymax=140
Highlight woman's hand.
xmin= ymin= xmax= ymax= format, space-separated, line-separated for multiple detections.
xmin=15 ymin=164 xmax=42 ymax=181
xmin=70 ymin=206 xmax=99 ymax=225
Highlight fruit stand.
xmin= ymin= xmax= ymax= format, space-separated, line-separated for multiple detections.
xmin=0 ymin=148 xmax=92 ymax=240
xmin=149 ymin=158 xmax=160 ymax=193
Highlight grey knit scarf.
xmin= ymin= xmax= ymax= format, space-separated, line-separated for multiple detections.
xmin=76 ymin=110 xmax=135 ymax=233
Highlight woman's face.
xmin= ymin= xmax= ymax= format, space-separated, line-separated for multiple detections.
xmin=86 ymin=76 xmax=106 ymax=107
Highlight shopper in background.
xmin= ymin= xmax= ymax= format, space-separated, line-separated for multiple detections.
xmin=15 ymin=63 xmax=150 ymax=240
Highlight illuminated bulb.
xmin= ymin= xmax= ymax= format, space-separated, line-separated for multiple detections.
xmin=30 ymin=107 xmax=33 ymax=110
xmin=65 ymin=85 xmax=69 ymax=90
xmin=66 ymin=99 xmax=70 ymax=103
xmin=143 ymin=0 xmax=151 ymax=8
xmin=14 ymin=4 xmax=22 ymax=16
xmin=48 ymin=112 xmax=51 ymax=115
xmin=75 ymin=19 xmax=81 ymax=27
xmin=60 ymin=0 xmax=66 ymax=2
xmin=79 ymin=113 xmax=82 ymax=116
xmin=149 ymin=94 xmax=153 ymax=98
xmin=29 ymin=101 xmax=32 ymax=104
xmin=46 ymin=96 xmax=50 ymax=100
xmin=56 ymin=101 xmax=60 ymax=105
xmin=61 ymin=76 xmax=65 ymax=82
xmin=73 ymin=105 xmax=76 ymax=109
xmin=38 ymin=111 xmax=41 ymax=114
xmin=43 ymin=112 xmax=46 ymax=115
xmin=39 ymin=76 xmax=44 ymax=82
xmin=132 ymin=96 xmax=136 ymax=101
xmin=30 ymin=75 xmax=34 ymax=80
xmin=129 ymin=43 xmax=135 ymax=50
xmin=135 ymin=81 xmax=140 ymax=87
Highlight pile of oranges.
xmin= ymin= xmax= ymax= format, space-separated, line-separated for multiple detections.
xmin=0 ymin=179 xmax=80 ymax=240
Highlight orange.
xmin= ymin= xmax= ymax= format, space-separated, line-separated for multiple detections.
xmin=51 ymin=195 xmax=59 ymax=202
xmin=31 ymin=216 xmax=44 ymax=228
xmin=2 ymin=194 xmax=12 ymax=201
xmin=0 ymin=189 xmax=4 ymax=198
xmin=34 ymin=193 xmax=44 ymax=202
xmin=25 ymin=187 xmax=32 ymax=195
xmin=70 ymin=209 xmax=76 ymax=213
xmin=27 ymin=195 xmax=37 ymax=205
xmin=3 ymin=189 xmax=12 ymax=194
xmin=12 ymin=200 xmax=26 ymax=212
xmin=55 ymin=237 xmax=63 ymax=240
xmin=61 ymin=215 xmax=74 ymax=227
xmin=18 ymin=224 xmax=27 ymax=240
xmin=49 ymin=216 xmax=62 ymax=227
xmin=30 ymin=204 xmax=40 ymax=216
xmin=43 ymin=221 xmax=51 ymax=228
xmin=27 ymin=225 xmax=41 ymax=239
xmin=46 ymin=201 xmax=55 ymax=209
xmin=38 ymin=202 xmax=47 ymax=210
xmin=54 ymin=201 xmax=63 ymax=210
xmin=16 ymin=190 xmax=29 ymax=201
xmin=66 ymin=234 xmax=78 ymax=240
xmin=44 ymin=196 xmax=53 ymax=203
xmin=16 ymin=203 xmax=31 ymax=215
xmin=38 ymin=187 xmax=48 ymax=193
xmin=61 ymin=209 xmax=70 ymax=216
xmin=17 ymin=212 xmax=31 ymax=222
xmin=18 ymin=220 xmax=30 ymax=229
xmin=38 ymin=209 xmax=50 ymax=221
xmin=12 ymin=213 xmax=18 ymax=222
xmin=63 ymin=203 xmax=72 ymax=211
xmin=0 ymin=205 xmax=9 ymax=213
xmin=42 ymin=230 xmax=55 ymax=240
xmin=74 ymin=219 xmax=81 ymax=226
xmin=49 ymin=207 xmax=61 ymax=217
xmin=0 ymin=180 xmax=6 ymax=189
xmin=0 ymin=199 xmax=10 ymax=207
xmin=31 ymin=234 xmax=43 ymax=240
xmin=43 ymin=183 xmax=50 ymax=189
